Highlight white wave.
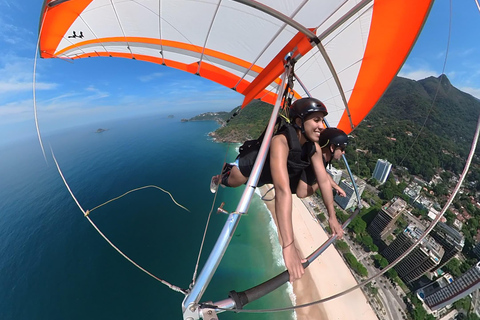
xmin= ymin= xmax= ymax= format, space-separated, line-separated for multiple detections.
xmin=254 ymin=189 xmax=298 ymax=320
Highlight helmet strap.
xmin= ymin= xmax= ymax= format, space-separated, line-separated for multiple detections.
xmin=328 ymin=145 xmax=335 ymax=165
xmin=299 ymin=120 xmax=310 ymax=142
xmin=292 ymin=118 xmax=307 ymax=139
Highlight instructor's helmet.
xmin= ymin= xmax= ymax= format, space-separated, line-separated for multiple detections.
xmin=319 ymin=128 xmax=348 ymax=150
xmin=289 ymin=97 xmax=328 ymax=121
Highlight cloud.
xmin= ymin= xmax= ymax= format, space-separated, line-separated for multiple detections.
xmin=0 ymin=57 xmax=58 ymax=95
xmin=85 ymin=85 xmax=110 ymax=100
xmin=458 ymin=47 xmax=475 ymax=58
xmin=458 ymin=86 xmax=480 ymax=100
xmin=0 ymin=14 xmax=34 ymax=50
xmin=399 ymin=61 xmax=439 ymax=81
xmin=138 ymin=72 xmax=165 ymax=82
xmin=398 ymin=68 xmax=438 ymax=81
xmin=0 ymin=98 xmax=34 ymax=125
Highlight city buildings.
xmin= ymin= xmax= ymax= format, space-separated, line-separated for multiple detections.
xmin=419 ymin=262 xmax=480 ymax=311
xmin=372 ymin=159 xmax=392 ymax=184
xmin=382 ymin=224 xmax=444 ymax=283
xmin=404 ymin=183 xmax=422 ymax=203
xmin=429 ymin=222 xmax=464 ymax=271
xmin=368 ymin=197 xmax=407 ymax=240
xmin=474 ymin=242 xmax=480 ymax=259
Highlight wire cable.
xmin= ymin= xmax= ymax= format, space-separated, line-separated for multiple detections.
xmin=399 ymin=0 xmax=452 ymax=168
xmin=190 ymin=145 xmax=232 ymax=287
xmin=50 ymin=146 xmax=188 ymax=295
xmin=33 ymin=8 xmax=48 ymax=164
xmin=88 ymin=185 xmax=189 ymax=214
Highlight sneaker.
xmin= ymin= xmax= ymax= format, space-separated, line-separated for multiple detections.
xmin=210 ymin=175 xmax=220 ymax=193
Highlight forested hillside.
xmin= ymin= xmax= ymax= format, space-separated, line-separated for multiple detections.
xmin=209 ymin=100 xmax=273 ymax=142
xmin=351 ymin=75 xmax=480 ymax=182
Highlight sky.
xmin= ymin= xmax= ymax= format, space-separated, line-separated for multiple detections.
xmin=1 ymin=0 xmax=480 ymax=145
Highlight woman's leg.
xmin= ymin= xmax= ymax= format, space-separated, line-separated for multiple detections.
xmin=296 ymin=180 xmax=318 ymax=198
xmin=212 ymin=165 xmax=248 ymax=188
xmin=225 ymin=166 xmax=248 ymax=187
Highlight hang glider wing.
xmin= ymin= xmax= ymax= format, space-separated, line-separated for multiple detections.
xmin=39 ymin=0 xmax=433 ymax=133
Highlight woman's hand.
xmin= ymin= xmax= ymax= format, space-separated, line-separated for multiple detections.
xmin=335 ymin=187 xmax=346 ymax=197
xmin=329 ymin=217 xmax=344 ymax=239
xmin=283 ymin=242 xmax=307 ymax=282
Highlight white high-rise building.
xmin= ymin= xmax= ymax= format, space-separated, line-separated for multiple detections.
xmin=372 ymin=159 xmax=392 ymax=184
xmin=326 ymin=166 xmax=342 ymax=185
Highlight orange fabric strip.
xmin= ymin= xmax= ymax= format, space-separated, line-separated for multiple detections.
xmin=336 ymin=0 xmax=434 ymax=134
xmin=50 ymin=36 xmax=263 ymax=75
xmin=241 ymin=30 xmax=315 ymax=108
xmin=39 ymin=0 xmax=94 ymax=58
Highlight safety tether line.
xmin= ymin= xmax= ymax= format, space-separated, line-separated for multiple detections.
xmin=87 ymin=185 xmax=190 ymax=215
xmin=50 ymin=147 xmax=187 ymax=295
xmin=190 ymin=145 xmax=232 ymax=287
xmin=214 ymin=112 xmax=480 ymax=314
xmin=399 ymin=0 xmax=452 ymax=167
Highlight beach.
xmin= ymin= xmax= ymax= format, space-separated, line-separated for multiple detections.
xmin=259 ymin=185 xmax=377 ymax=320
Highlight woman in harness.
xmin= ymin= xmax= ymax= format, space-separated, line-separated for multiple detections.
xmin=319 ymin=127 xmax=349 ymax=197
xmin=211 ymin=97 xmax=344 ymax=282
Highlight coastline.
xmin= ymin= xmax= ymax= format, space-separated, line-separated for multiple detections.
xmin=258 ymin=185 xmax=377 ymax=320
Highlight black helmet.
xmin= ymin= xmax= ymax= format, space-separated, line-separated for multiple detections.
xmin=319 ymin=128 xmax=348 ymax=149
xmin=289 ymin=97 xmax=328 ymax=121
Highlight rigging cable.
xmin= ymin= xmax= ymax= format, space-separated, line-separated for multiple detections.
xmin=189 ymin=145 xmax=233 ymax=288
xmin=87 ymin=185 xmax=190 ymax=215
xmin=33 ymin=9 xmax=48 ymax=163
xmin=398 ymin=0 xmax=452 ymax=168
xmin=49 ymin=146 xmax=188 ymax=295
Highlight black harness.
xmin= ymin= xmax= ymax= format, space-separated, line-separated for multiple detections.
xmin=236 ymin=123 xmax=316 ymax=193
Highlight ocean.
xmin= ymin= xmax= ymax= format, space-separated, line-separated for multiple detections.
xmin=0 ymin=114 xmax=294 ymax=320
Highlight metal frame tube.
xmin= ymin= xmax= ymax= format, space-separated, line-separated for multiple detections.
xmin=182 ymin=63 xmax=293 ymax=319
xmin=205 ymin=208 xmax=361 ymax=311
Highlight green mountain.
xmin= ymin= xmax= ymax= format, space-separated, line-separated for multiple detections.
xmin=366 ymin=75 xmax=479 ymax=148
xmin=352 ymin=75 xmax=480 ymax=180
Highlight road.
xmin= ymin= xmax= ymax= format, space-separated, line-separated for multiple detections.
xmin=343 ymin=233 xmax=408 ymax=320
xmin=302 ymin=195 xmax=408 ymax=320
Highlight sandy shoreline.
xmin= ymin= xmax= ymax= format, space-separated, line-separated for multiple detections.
xmin=258 ymin=185 xmax=377 ymax=320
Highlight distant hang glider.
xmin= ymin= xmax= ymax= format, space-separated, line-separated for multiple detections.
xmin=38 ymin=0 xmax=433 ymax=134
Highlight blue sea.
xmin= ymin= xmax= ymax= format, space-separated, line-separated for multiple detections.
xmin=0 ymin=114 xmax=294 ymax=320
